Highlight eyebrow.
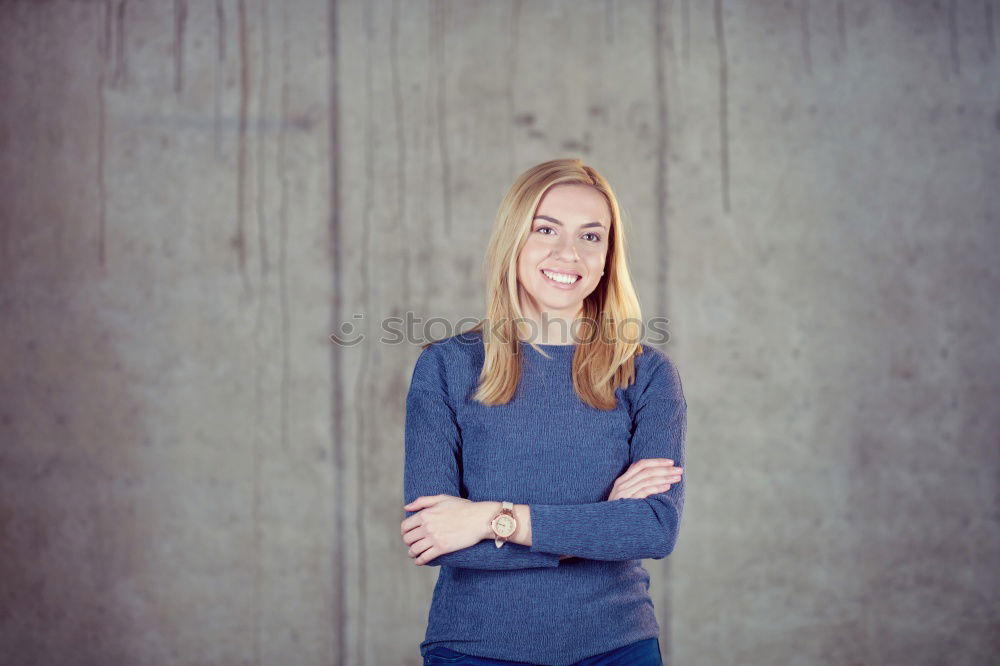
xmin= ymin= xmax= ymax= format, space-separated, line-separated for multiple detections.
xmin=533 ymin=215 xmax=606 ymax=231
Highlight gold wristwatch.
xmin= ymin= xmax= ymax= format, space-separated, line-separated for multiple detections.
xmin=490 ymin=501 xmax=517 ymax=548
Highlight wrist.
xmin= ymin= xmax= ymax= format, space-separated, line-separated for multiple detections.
xmin=481 ymin=501 xmax=502 ymax=540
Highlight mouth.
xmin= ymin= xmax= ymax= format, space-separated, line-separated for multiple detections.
xmin=540 ymin=268 xmax=582 ymax=288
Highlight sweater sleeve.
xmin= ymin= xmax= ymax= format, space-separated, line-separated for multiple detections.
xmin=402 ymin=344 xmax=561 ymax=570
xmin=528 ymin=352 xmax=687 ymax=561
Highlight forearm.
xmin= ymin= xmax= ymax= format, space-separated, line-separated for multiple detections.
xmin=481 ymin=501 xmax=573 ymax=560
xmin=403 ymin=502 xmax=561 ymax=569
xmin=421 ymin=540 xmax=562 ymax=569
xmin=528 ymin=492 xmax=683 ymax=561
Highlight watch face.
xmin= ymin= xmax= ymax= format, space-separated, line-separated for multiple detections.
xmin=493 ymin=514 xmax=516 ymax=538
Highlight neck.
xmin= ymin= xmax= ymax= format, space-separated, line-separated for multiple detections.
xmin=518 ymin=308 xmax=583 ymax=345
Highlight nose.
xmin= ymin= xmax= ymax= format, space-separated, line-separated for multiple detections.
xmin=552 ymin=235 xmax=580 ymax=261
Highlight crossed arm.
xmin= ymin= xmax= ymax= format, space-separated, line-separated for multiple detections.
xmin=401 ymin=493 xmax=576 ymax=566
xmin=401 ymin=377 xmax=686 ymax=569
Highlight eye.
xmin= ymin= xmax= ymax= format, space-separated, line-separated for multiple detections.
xmin=583 ymin=232 xmax=601 ymax=243
xmin=536 ymin=226 xmax=555 ymax=235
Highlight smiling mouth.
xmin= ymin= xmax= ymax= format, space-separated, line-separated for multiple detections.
xmin=540 ymin=268 xmax=581 ymax=285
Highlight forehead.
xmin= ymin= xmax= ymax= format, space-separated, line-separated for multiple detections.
xmin=535 ymin=184 xmax=611 ymax=223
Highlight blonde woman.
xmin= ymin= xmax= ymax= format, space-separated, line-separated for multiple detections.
xmin=401 ymin=158 xmax=686 ymax=666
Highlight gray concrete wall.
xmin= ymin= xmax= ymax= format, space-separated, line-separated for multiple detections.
xmin=1 ymin=1 xmax=997 ymax=665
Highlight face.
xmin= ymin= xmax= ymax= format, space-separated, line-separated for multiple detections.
xmin=516 ymin=183 xmax=610 ymax=330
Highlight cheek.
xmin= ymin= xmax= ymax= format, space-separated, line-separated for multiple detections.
xmin=518 ymin=243 xmax=547 ymax=269
xmin=516 ymin=258 xmax=534 ymax=283
xmin=584 ymin=249 xmax=606 ymax=268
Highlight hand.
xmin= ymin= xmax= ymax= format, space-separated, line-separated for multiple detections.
xmin=607 ymin=458 xmax=683 ymax=501
xmin=401 ymin=495 xmax=491 ymax=566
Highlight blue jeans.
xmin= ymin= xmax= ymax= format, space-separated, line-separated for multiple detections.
xmin=422 ymin=637 xmax=662 ymax=666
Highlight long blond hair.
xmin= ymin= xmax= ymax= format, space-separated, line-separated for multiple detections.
xmin=442 ymin=158 xmax=647 ymax=411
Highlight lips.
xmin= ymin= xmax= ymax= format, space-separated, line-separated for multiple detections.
xmin=540 ymin=268 xmax=582 ymax=289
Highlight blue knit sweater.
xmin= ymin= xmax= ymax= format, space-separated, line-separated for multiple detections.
xmin=402 ymin=330 xmax=687 ymax=666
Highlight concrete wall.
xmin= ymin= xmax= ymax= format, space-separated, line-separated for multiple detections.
xmin=1 ymin=1 xmax=997 ymax=665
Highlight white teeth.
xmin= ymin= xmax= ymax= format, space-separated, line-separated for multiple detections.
xmin=542 ymin=269 xmax=579 ymax=284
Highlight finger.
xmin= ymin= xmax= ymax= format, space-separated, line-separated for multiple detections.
xmin=619 ymin=459 xmax=676 ymax=484
xmin=637 ymin=473 xmax=682 ymax=486
xmin=639 ymin=461 xmax=680 ymax=474
xmin=408 ymin=536 xmax=428 ymax=559
xmin=401 ymin=513 xmax=423 ymax=534
xmin=415 ymin=543 xmax=437 ymax=566
xmin=401 ymin=506 xmax=433 ymax=535
xmin=628 ymin=482 xmax=674 ymax=499
xmin=620 ymin=459 xmax=663 ymax=482
xmin=403 ymin=496 xmax=428 ymax=511
xmin=404 ymin=495 xmax=440 ymax=510
xmin=619 ymin=473 xmax=678 ymax=495
xmin=404 ymin=494 xmax=452 ymax=512
xmin=402 ymin=525 xmax=424 ymax=546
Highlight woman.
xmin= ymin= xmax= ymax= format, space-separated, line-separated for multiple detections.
xmin=400 ymin=158 xmax=687 ymax=666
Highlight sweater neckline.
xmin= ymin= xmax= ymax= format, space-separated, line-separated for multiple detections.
xmin=519 ymin=340 xmax=577 ymax=354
